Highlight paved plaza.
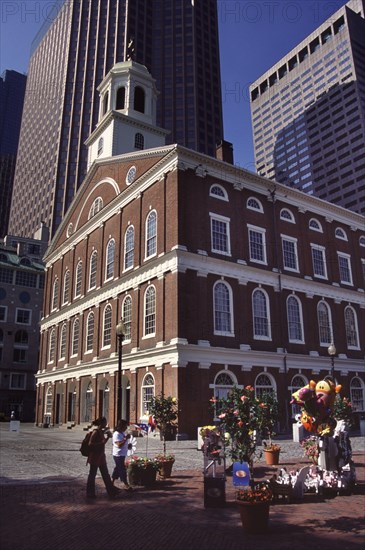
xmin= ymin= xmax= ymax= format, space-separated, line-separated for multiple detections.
xmin=0 ymin=424 xmax=364 ymax=550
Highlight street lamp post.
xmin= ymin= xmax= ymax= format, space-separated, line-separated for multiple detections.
xmin=327 ymin=342 xmax=336 ymax=381
xmin=116 ymin=318 xmax=126 ymax=422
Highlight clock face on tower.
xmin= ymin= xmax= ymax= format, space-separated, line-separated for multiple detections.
xmin=126 ymin=165 xmax=137 ymax=185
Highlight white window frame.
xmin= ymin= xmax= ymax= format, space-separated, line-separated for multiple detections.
xmin=213 ymin=280 xmax=234 ymax=336
xmin=311 ymin=244 xmax=327 ymax=279
xmin=52 ymin=278 xmax=59 ymax=311
xmin=141 ymin=373 xmax=155 ymax=418
xmin=10 ymin=373 xmax=26 ymax=390
xmin=335 ymin=227 xmax=347 ymax=241
xmin=337 ymin=252 xmax=353 ymax=285
xmin=62 ymin=270 xmax=70 ymax=305
xmin=247 ymin=196 xmax=263 ymax=212
xmin=145 ymin=210 xmax=157 ymax=259
xmin=252 ymin=288 xmax=271 ymax=340
xmin=344 ymin=306 xmax=359 ymax=350
xmin=309 ymin=218 xmax=323 ymax=232
xmin=211 ymin=371 xmax=238 ymax=419
xmin=317 ymin=300 xmax=333 ymax=346
xmin=88 ymin=197 xmax=103 ymax=220
xmin=281 ymin=235 xmax=299 ymax=272
xmin=350 ymin=377 xmax=364 ymax=412
xmin=287 ymin=294 xmax=305 ymax=343
xmin=85 ymin=312 xmax=94 ymax=353
xmin=48 ymin=328 xmax=56 ymax=363
xmin=89 ymin=251 xmax=97 ymax=290
xmin=105 ymin=239 xmax=115 ymax=281
xmin=248 ymin=224 xmax=267 ymax=265
xmin=359 ymin=236 xmax=365 ymax=247
xmin=15 ymin=308 xmax=32 ymax=325
xmin=209 ymin=184 xmax=228 ymax=201
xmin=143 ymin=285 xmax=156 ymax=338
xmin=0 ymin=305 xmax=8 ymax=322
xmin=280 ymin=208 xmax=295 ymax=223
xmin=102 ymin=304 xmax=112 ymax=348
xmin=75 ymin=261 xmax=82 ymax=298
xmin=59 ymin=323 xmax=67 ymax=359
xmin=255 ymin=373 xmax=276 ymax=398
xmin=122 ymin=295 xmax=132 ymax=342
xmin=124 ymin=225 xmax=135 ymax=271
xmin=210 ymin=213 xmax=231 ymax=256
xmin=71 ymin=318 xmax=80 ymax=357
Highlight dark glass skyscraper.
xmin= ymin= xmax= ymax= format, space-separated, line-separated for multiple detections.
xmin=0 ymin=70 xmax=26 ymax=238
xmin=9 ymin=0 xmax=223 ymax=239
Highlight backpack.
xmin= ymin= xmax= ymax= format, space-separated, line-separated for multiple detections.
xmin=80 ymin=431 xmax=92 ymax=457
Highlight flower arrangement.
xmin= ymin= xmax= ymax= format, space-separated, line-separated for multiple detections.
xmin=148 ymin=394 xmax=178 ymax=455
xmin=215 ymin=386 xmax=263 ymax=469
xmin=300 ymin=435 xmax=319 ymax=464
xmin=126 ymin=455 xmax=160 ymax=471
xmin=333 ymin=396 xmax=354 ymax=427
xmin=236 ymin=482 xmax=273 ymax=504
xmin=155 ymin=453 xmax=175 ymax=463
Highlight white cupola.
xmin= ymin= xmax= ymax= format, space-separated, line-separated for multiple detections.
xmin=86 ymin=61 xmax=169 ymax=168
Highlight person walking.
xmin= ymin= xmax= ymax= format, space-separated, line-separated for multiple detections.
xmin=86 ymin=417 xmax=119 ymax=499
xmin=112 ymin=419 xmax=132 ymax=491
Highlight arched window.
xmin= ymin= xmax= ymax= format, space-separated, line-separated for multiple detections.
xmin=122 ymin=296 xmax=132 ymax=341
xmin=105 ymin=239 xmax=115 ymax=281
xmin=75 ymin=261 xmax=82 ymax=297
xmin=59 ymin=323 xmax=67 ymax=359
xmin=141 ymin=373 xmax=155 ymax=416
xmin=103 ymin=304 xmax=112 ymax=347
xmin=212 ymin=371 xmax=236 ymax=416
xmin=14 ymin=330 xmax=28 ymax=344
xmin=48 ymin=328 xmax=56 ymax=363
xmin=255 ymin=373 xmax=275 ymax=398
xmin=63 ymin=270 xmax=70 ymax=304
xmin=134 ymin=86 xmax=145 ymax=113
xmin=287 ymin=295 xmax=304 ymax=343
xmin=290 ymin=375 xmax=307 ymax=419
xmin=102 ymin=91 xmax=109 ymax=115
xmin=252 ymin=288 xmax=271 ymax=339
xmin=45 ymin=386 xmax=53 ymax=416
xmin=88 ymin=197 xmax=103 ymax=219
xmin=20 ymin=258 xmax=31 ymax=267
xmin=317 ymin=301 xmax=332 ymax=345
xmin=335 ymin=227 xmax=347 ymax=241
xmin=89 ymin=250 xmax=97 ymax=290
xmin=210 ymin=184 xmax=228 ymax=201
xmin=144 ymin=285 xmax=156 ymax=336
xmin=213 ymin=281 xmax=233 ymax=335
xmin=71 ymin=318 xmax=80 ymax=356
xmin=280 ymin=208 xmax=295 ymax=223
xmin=344 ymin=306 xmax=359 ymax=349
xmin=52 ymin=278 xmax=59 ymax=311
xmin=360 ymin=236 xmax=365 ymax=247
xmin=116 ymin=86 xmax=125 ymax=110
xmin=309 ymin=218 xmax=323 ymax=232
xmin=97 ymin=137 xmax=104 ymax=157
xmin=86 ymin=312 xmax=94 ymax=352
xmin=350 ymin=377 xmax=364 ymax=411
xmin=124 ymin=226 xmax=134 ymax=270
xmin=134 ymin=132 xmax=144 ymax=150
xmin=146 ymin=210 xmax=157 ymax=258
xmin=247 ymin=197 xmax=263 ymax=212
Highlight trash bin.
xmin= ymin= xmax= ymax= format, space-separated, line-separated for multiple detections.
xmin=204 ymin=477 xmax=225 ymax=508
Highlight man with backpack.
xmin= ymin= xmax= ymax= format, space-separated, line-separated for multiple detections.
xmin=84 ymin=417 xmax=120 ymax=500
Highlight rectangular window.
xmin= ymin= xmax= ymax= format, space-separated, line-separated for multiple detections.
xmin=248 ymin=226 xmax=267 ymax=264
xmin=15 ymin=271 xmax=37 ymax=287
xmin=10 ymin=373 xmax=26 ymax=390
xmin=338 ymin=253 xmax=353 ymax=285
xmin=282 ymin=237 xmax=299 ymax=271
xmin=13 ymin=348 xmax=27 ymax=363
xmin=0 ymin=305 xmax=8 ymax=322
xmin=210 ymin=214 xmax=231 ymax=256
xmin=16 ymin=308 xmax=31 ymax=325
xmin=311 ymin=245 xmax=327 ymax=278
xmin=0 ymin=268 xmax=13 ymax=284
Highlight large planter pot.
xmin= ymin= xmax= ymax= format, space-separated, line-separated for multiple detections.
xmin=237 ymin=501 xmax=270 ymax=534
xmin=264 ymin=448 xmax=280 ymax=465
xmin=128 ymin=465 xmax=157 ymax=487
xmin=158 ymin=459 xmax=175 ymax=479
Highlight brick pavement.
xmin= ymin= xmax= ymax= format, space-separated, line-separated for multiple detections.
xmin=1 ymin=452 xmax=364 ymax=550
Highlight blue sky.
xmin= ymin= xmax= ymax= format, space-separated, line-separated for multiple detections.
xmin=0 ymin=0 xmax=348 ymax=169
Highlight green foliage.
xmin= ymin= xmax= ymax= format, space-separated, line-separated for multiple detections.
xmin=257 ymin=391 xmax=280 ymax=446
xmin=148 ymin=394 xmax=178 ymax=454
xmin=333 ymin=395 xmax=354 ymax=427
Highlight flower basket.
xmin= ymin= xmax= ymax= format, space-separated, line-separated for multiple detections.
xmin=127 ymin=456 xmax=159 ymax=487
xmin=236 ymin=482 xmax=273 ymax=534
xmin=155 ymin=454 xmax=175 ymax=479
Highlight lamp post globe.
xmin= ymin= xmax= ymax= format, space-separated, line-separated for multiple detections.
xmin=116 ymin=319 xmax=126 ymax=423
xmin=327 ymin=343 xmax=336 ymax=381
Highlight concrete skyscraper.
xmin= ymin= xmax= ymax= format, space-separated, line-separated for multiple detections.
xmin=9 ymin=0 xmax=223 ymax=239
xmin=249 ymin=0 xmax=365 ymax=214
xmin=0 ymin=70 xmax=26 ymax=238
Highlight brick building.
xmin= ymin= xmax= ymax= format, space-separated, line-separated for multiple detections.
xmin=36 ymin=62 xmax=365 ymax=436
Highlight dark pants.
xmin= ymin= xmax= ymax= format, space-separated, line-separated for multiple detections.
xmin=87 ymin=461 xmax=115 ymax=497
xmin=112 ymin=455 xmax=128 ymax=484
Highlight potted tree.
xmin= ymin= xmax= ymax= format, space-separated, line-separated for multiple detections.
xmin=148 ymin=394 xmax=178 ymax=478
xmin=216 ymin=385 xmax=273 ymax=533
xmin=258 ymin=392 xmax=281 ymax=465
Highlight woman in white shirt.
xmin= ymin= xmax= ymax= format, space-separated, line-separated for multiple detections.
xmin=112 ymin=419 xmax=132 ymax=490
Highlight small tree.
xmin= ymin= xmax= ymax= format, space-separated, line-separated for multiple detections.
xmin=148 ymin=394 xmax=178 ymax=455
xmin=257 ymin=392 xmax=280 ymax=448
